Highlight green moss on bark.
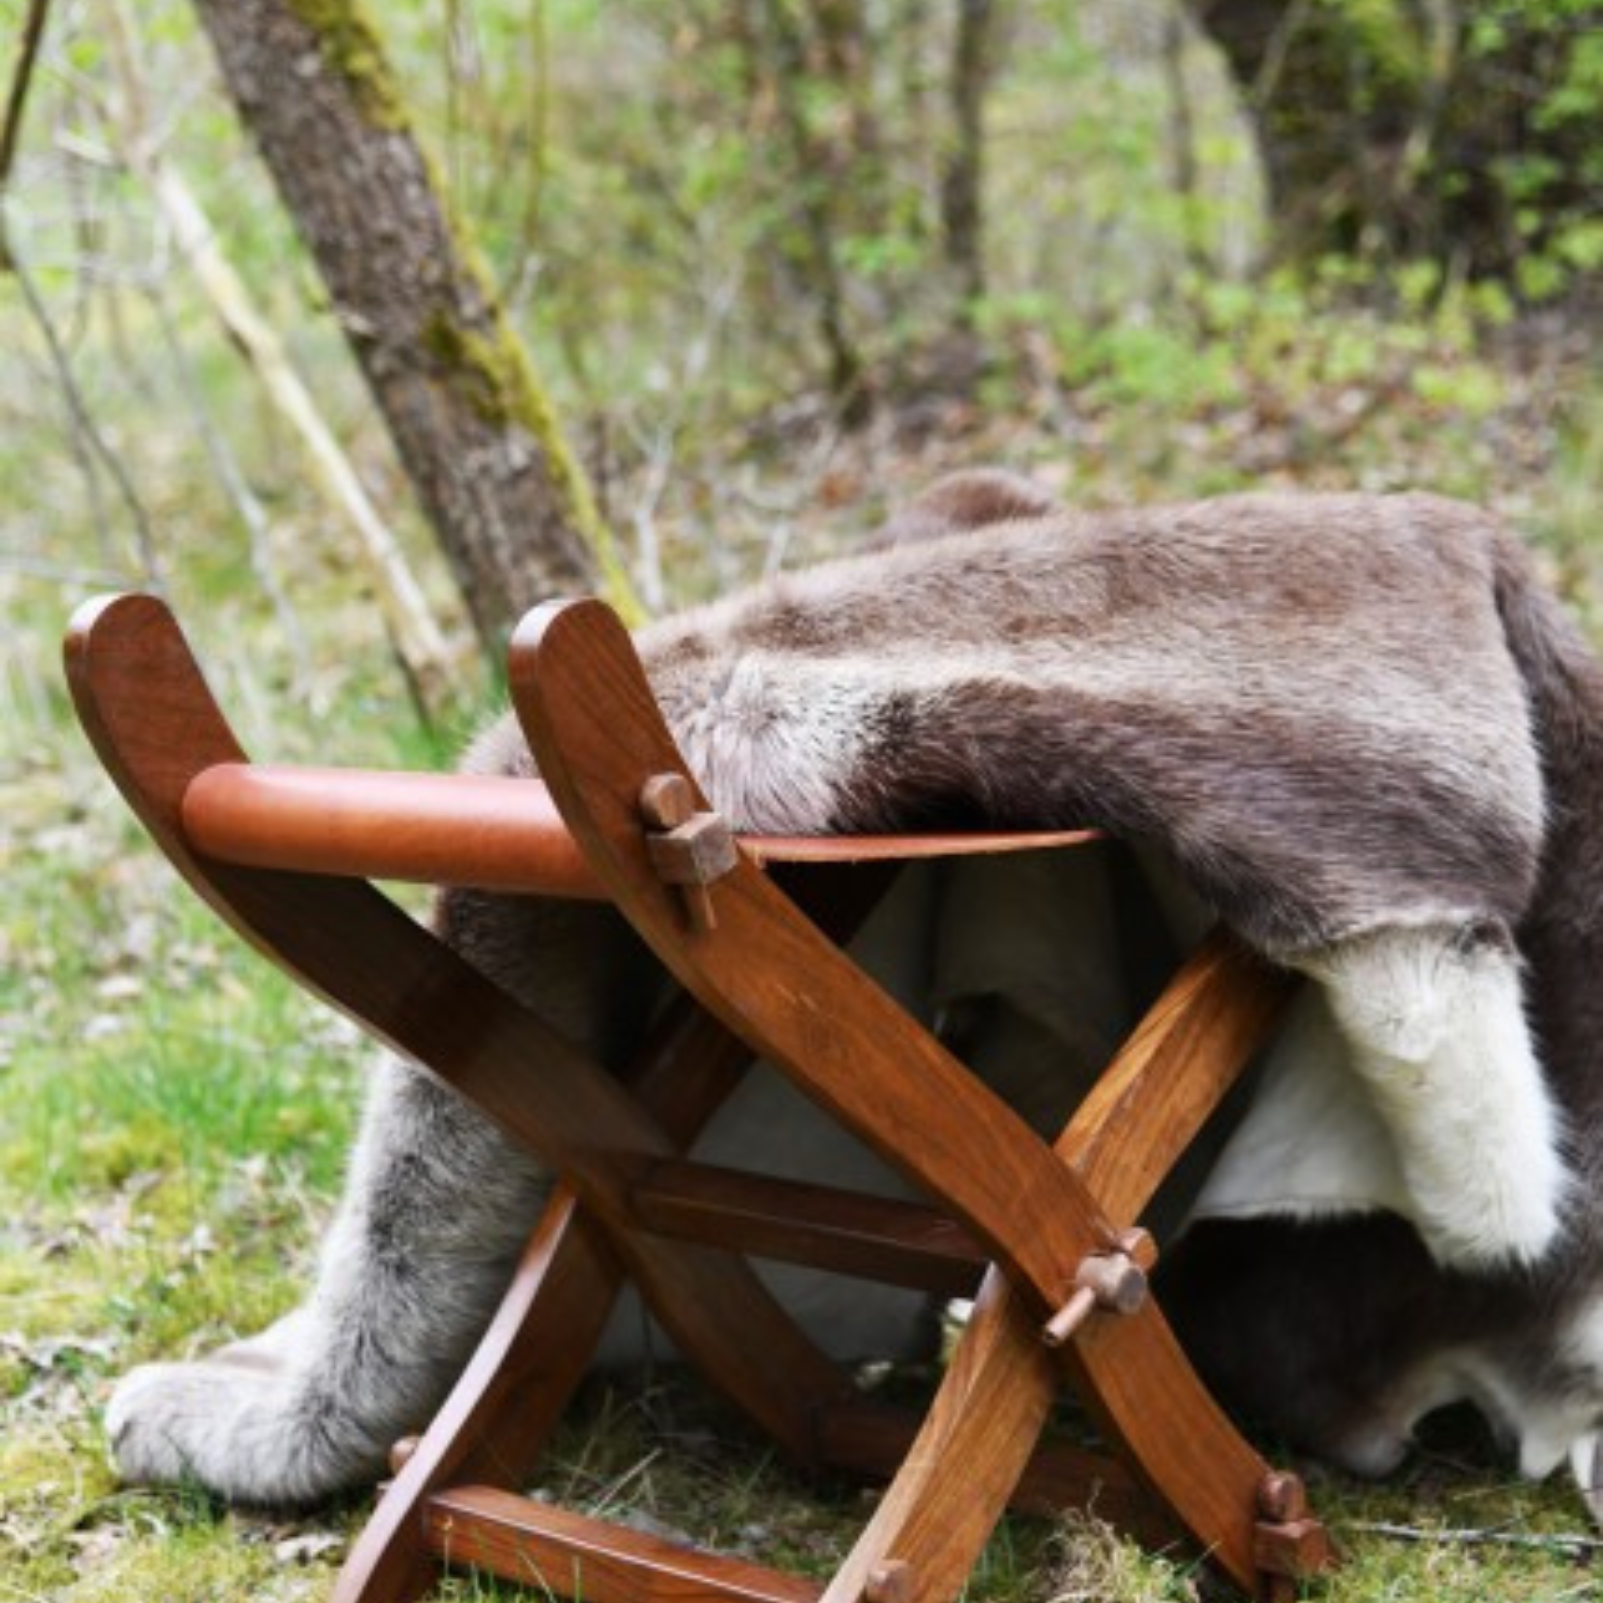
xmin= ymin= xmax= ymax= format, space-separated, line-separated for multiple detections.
xmin=424 ymin=306 xmax=639 ymax=621
xmin=284 ymin=0 xmax=638 ymax=620
xmin=283 ymin=0 xmax=407 ymax=131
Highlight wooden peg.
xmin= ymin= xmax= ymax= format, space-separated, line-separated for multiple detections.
xmin=1077 ymin=1251 xmax=1148 ymax=1314
xmin=1253 ymin=1515 xmax=1333 ymax=1582
xmin=1254 ymin=1469 xmax=1334 ymax=1592
xmin=1041 ymin=1284 xmax=1100 ymax=1347
xmin=865 ymin=1558 xmax=914 ymax=1603
xmin=638 ymin=774 xmax=737 ymax=933
xmin=640 ymin=772 xmax=696 ymax=831
xmin=1113 ymin=1225 xmax=1157 ymax=1271
xmin=1257 ymin=1470 xmax=1309 ymax=1524
xmin=647 ymin=812 xmax=738 ymax=887
xmin=1042 ymin=1238 xmax=1150 ymax=1347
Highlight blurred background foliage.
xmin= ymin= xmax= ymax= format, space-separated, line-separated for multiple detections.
xmin=2 ymin=3 xmax=1603 ymax=1599
xmin=2 ymin=0 xmax=1600 ymax=705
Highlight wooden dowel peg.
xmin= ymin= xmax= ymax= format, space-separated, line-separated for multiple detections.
xmin=648 ymin=812 xmax=738 ymax=887
xmin=1112 ymin=1225 xmax=1157 ymax=1271
xmin=639 ymin=774 xmax=737 ymax=933
xmin=1042 ymin=1237 xmax=1150 ymax=1348
xmin=640 ymin=772 xmax=696 ymax=831
xmin=1257 ymin=1470 xmax=1309 ymax=1524
xmin=1042 ymin=1285 xmax=1100 ymax=1347
xmin=865 ymin=1558 xmax=914 ymax=1603
xmin=1253 ymin=1515 xmax=1333 ymax=1582
xmin=1255 ymin=1467 xmax=1334 ymax=1590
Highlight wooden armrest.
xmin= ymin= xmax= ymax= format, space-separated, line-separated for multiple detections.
xmin=182 ymin=764 xmax=604 ymax=897
xmin=180 ymin=762 xmax=1100 ymax=896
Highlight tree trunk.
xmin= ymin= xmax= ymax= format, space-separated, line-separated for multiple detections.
xmin=1187 ymin=0 xmax=1603 ymax=284
xmin=190 ymin=0 xmax=633 ymax=652
xmin=1185 ymin=0 xmax=1430 ymax=265
xmin=753 ymin=0 xmax=873 ymax=421
xmin=941 ymin=0 xmax=997 ymax=309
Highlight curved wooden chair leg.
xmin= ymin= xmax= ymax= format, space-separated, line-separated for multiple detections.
xmin=335 ymin=1191 xmax=620 ymax=1603
xmin=818 ymin=936 xmax=1305 ymax=1603
xmin=1056 ymin=936 xmax=1321 ymax=1596
xmin=820 ymin=1267 xmax=1058 ymax=1603
xmin=339 ymin=996 xmax=775 ymax=1603
xmin=66 ymin=595 xmax=858 ymax=1469
xmin=512 ymin=599 xmax=1328 ymax=1599
xmin=513 ymin=599 xmax=1125 ymax=1320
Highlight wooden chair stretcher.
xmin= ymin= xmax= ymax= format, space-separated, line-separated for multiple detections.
xmin=65 ymin=592 xmax=1335 ymax=1603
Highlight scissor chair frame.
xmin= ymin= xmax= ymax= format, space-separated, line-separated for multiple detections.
xmin=66 ymin=591 xmax=1332 ymax=1603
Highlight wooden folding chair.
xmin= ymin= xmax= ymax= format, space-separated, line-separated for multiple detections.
xmin=66 ymin=591 xmax=1334 ymax=1603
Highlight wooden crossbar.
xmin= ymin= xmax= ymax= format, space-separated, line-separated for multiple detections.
xmin=421 ymin=1488 xmax=821 ymax=1603
xmin=630 ymin=1159 xmax=986 ymax=1296
xmin=810 ymin=1399 xmax=1165 ymax=1540
xmin=182 ymin=764 xmax=604 ymax=896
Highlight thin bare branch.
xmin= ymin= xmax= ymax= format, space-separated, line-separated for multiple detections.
xmin=147 ymin=280 xmax=317 ymax=698
xmin=0 ymin=0 xmax=53 ymax=203
xmin=1348 ymin=1520 xmax=1603 ymax=1556
xmin=104 ymin=0 xmax=454 ymax=702
xmin=5 ymin=234 xmax=166 ymax=585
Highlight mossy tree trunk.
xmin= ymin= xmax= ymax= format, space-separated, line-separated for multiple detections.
xmin=191 ymin=0 xmax=629 ymax=653
xmin=1187 ymin=0 xmax=1603 ymax=285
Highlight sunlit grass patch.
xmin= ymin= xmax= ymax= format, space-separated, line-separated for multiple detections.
xmin=1 ymin=910 xmax=361 ymax=1206
xmin=19 ymin=1487 xmax=354 ymax=1603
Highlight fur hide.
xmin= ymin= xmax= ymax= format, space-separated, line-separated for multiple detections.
xmin=106 ymin=474 xmax=1603 ymax=1524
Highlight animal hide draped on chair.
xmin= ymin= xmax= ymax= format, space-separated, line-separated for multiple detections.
xmin=107 ymin=474 xmax=1603 ymax=1522
xmin=466 ymin=480 xmax=1571 ymax=1268
xmin=467 ymin=475 xmax=1603 ymax=1499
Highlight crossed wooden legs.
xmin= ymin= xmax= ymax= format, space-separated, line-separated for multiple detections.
xmin=67 ymin=593 xmax=1334 ymax=1603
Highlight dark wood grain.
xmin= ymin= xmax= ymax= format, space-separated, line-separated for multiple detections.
xmin=630 ymin=1160 xmax=985 ymax=1296
xmin=180 ymin=760 xmax=1099 ymax=897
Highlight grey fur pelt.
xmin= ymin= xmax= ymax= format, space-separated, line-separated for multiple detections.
xmin=107 ymin=475 xmax=1603 ymax=1519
